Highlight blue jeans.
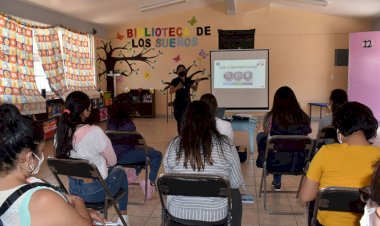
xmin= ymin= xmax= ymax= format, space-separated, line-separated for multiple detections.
xmin=273 ymin=174 xmax=282 ymax=184
xmin=69 ymin=166 xmax=129 ymax=211
xmin=118 ymin=147 xmax=162 ymax=182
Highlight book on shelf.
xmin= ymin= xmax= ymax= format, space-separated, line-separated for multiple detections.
xmin=241 ymin=193 xmax=254 ymax=204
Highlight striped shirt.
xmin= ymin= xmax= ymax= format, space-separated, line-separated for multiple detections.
xmin=164 ymin=136 xmax=244 ymax=222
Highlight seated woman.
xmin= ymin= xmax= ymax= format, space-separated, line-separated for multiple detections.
xmin=360 ymin=158 xmax=380 ymax=226
xmin=299 ymin=101 xmax=380 ymax=226
xmin=106 ymin=93 xmax=162 ymax=200
xmin=164 ymin=101 xmax=244 ymax=226
xmin=317 ymin=89 xmax=348 ymax=135
xmin=0 ymin=104 xmax=103 ymax=226
xmin=256 ymin=86 xmax=311 ymax=191
xmin=200 ymin=93 xmax=234 ymax=142
xmin=55 ymin=91 xmax=130 ymax=226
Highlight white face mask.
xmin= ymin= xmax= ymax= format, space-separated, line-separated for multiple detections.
xmin=336 ymin=129 xmax=343 ymax=144
xmin=31 ymin=152 xmax=44 ymax=175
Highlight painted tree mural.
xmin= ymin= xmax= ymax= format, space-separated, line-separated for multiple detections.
xmin=96 ymin=40 xmax=163 ymax=93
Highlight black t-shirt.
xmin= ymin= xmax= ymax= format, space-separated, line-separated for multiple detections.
xmin=170 ymin=77 xmax=194 ymax=102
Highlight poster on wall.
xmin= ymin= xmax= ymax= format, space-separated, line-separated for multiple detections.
xmin=218 ymin=29 xmax=255 ymax=49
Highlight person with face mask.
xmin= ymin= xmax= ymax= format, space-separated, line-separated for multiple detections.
xmin=299 ymin=102 xmax=380 ymax=226
xmin=169 ymin=64 xmax=199 ymax=134
xmin=0 ymin=104 xmax=102 ymax=226
xmin=360 ymin=158 xmax=380 ymax=226
xmin=55 ymin=91 xmax=131 ymax=226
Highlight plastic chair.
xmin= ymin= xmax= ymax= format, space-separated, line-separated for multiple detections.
xmin=259 ymin=135 xmax=314 ymax=214
xmin=311 ymin=186 xmax=365 ymax=226
xmin=46 ymin=157 xmax=128 ymax=226
xmin=157 ymin=173 xmax=232 ymax=226
xmin=106 ymin=130 xmax=150 ymax=204
xmin=315 ymin=125 xmax=338 ymax=154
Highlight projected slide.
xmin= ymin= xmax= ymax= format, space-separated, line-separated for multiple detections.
xmin=211 ymin=49 xmax=269 ymax=110
xmin=213 ymin=59 xmax=266 ymax=89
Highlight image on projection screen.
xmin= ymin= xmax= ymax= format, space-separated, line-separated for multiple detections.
xmin=210 ymin=49 xmax=269 ymax=110
xmin=213 ymin=59 xmax=266 ymax=89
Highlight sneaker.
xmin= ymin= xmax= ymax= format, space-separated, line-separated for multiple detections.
xmin=139 ymin=180 xmax=155 ymax=200
xmin=116 ymin=215 xmax=131 ymax=226
xmin=126 ymin=168 xmax=138 ymax=184
xmin=272 ymin=181 xmax=281 ymax=191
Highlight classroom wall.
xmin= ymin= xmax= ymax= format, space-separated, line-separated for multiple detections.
xmin=101 ymin=2 xmax=371 ymax=117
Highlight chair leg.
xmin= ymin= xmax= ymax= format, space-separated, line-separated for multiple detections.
xmin=263 ymin=168 xmax=268 ymax=211
xmin=128 ymin=164 xmax=149 ymax=205
xmin=103 ymin=199 xmax=109 ymax=219
xmin=259 ymin=167 xmax=265 ymax=197
xmin=144 ymin=164 xmax=149 ymax=202
xmin=113 ymin=202 xmax=127 ymax=226
xmin=263 ymin=174 xmax=307 ymax=215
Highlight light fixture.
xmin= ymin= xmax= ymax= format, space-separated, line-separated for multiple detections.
xmin=139 ymin=0 xmax=186 ymax=12
xmin=283 ymin=0 xmax=328 ymax=6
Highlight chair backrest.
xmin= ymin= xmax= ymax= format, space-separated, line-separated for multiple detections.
xmin=316 ymin=125 xmax=338 ymax=150
xmin=265 ymin=135 xmax=314 ymax=175
xmin=46 ymin=157 xmax=109 ymax=194
xmin=47 ymin=157 xmax=101 ymax=179
xmin=157 ymin=173 xmax=232 ymax=218
xmin=106 ymin=130 xmax=146 ymax=147
xmin=311 ymin=186 xmax=365 ymax=225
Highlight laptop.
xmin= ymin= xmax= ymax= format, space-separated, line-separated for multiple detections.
xmin=216 ymin=108 xmax=226 ymax=119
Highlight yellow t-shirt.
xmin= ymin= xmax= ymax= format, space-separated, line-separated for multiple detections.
xmin=307 ymin=143 xmax=380 ymax=226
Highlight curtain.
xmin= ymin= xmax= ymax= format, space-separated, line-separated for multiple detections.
xmin=0 ymin=15 xmax=46 ymax=114
xmin=62 ymin=30 xmax=99 ymax=99
xmin=34 ymin=28 xmax=99 ymax=99
xmin=34 ymin=28 xmax=67 ymax=98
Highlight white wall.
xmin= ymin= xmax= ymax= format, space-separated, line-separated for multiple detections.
xmin=0 ymin=0 xmax=107 ymax=37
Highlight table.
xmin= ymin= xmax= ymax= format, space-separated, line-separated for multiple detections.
xmin=308 ymin=102 xmax=328 ymax=119
xmin=231 ymin=118 xmax=259 ymax=158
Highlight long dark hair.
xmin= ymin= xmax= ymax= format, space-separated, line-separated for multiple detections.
xmin=329 ymin=89 xmax=348 ymax=115
xmin=55 ymin=91 xmax=91 ymax=158
xmin=108 ymin=93 xmax=135 ymax=128
xmin=176 ymin=101 xmax=229 ymax=171
xmin=200 ymin=93 xmax=218 ymax=117
xmin=269 ymin=86 xmax=310 ymax=129
xmin=0 ymin=104 xmax=44 ymax=174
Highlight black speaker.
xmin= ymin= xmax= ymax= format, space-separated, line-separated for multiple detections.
xmin=335 ymin=49 xmax=349 ymax=66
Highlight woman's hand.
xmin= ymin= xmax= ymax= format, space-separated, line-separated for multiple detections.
xmin=64 ymin=194 xmax=84 ymax=206
xmin=87 ymin=208 xmax=107 ymax=225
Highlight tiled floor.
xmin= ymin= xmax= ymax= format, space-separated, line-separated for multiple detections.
xmin=38 ymin=117 xmax=320 ymax=226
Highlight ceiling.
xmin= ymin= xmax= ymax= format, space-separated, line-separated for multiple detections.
xmin=13 ymin=0 xmax=380 ymax=27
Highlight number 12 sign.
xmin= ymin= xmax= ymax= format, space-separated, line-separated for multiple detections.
xmin=362 ymin=40 xmax=373 ymax=48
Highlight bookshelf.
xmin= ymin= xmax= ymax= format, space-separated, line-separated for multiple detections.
xmin=129 ymin=89 xmax=155 ymax=118
xmin=34 ymin=98 xmax=64 ymax=140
